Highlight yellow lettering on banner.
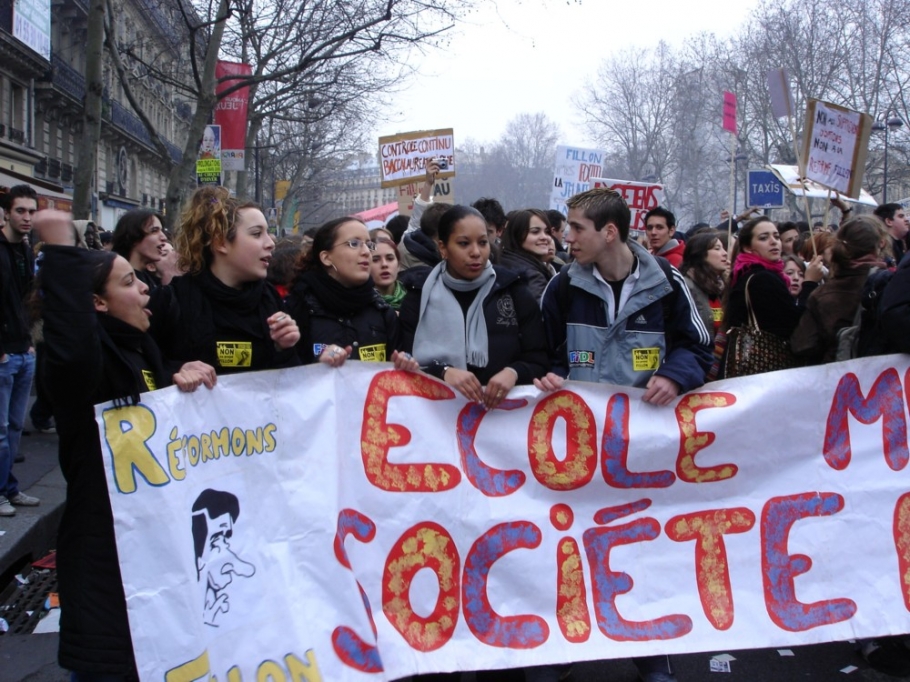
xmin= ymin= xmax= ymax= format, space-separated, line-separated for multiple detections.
xmin=632 ymin=347 xmax=660 ymax=371
xmin=285 ymin=651 xmax=323 ymax=682
xmin=358 ymin=344 xmax=387 ymax=362
xmin=217 ymin=342 xmax=253 ymax=368
xmin=102 ymin=405 xmax=169 ymax=494
xmin=257 ymin=660 xmax=285 ymax=682
xmin=167 ymin=427 xmax=186 ymax=481
xmin=165 ymin=649 xmax=210 ymax=682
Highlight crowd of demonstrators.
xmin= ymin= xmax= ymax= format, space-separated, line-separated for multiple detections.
xmin=10 ymin=168 xmax=910 ymax=682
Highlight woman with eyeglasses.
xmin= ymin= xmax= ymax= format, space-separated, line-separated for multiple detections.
xmin=286 ymin=217 xmax=414 ymax=368
xmin=147 ymin=186 xmax=301 ymax=374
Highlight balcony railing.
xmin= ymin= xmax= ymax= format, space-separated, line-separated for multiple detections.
xmin=108 ymin=100 xmax=182 ymax=163
xmin=50 ymin=53 xmax=85 ymax=102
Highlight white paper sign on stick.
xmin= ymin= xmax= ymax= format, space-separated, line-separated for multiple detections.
xmin=801 ymin=100 xmax=873 ymax=198
xmin=768 ymin=68 xmax=794 ymax=119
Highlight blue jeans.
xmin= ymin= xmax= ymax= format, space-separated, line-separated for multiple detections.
xmin=0 ymin=351 xmax=35 ymax=499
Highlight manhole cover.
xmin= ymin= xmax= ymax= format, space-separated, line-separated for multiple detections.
xmin=0 ymin=568 xmax=57 ymax=634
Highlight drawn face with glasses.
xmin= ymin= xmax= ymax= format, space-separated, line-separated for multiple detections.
xmin=319 ymin=220 xmax=374 ymax=287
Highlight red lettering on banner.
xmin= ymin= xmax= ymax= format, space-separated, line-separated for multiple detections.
xmin=361 ymin=370 xmax=459 ymax=492
xmin=823 ymin=369 xmax=908 ymax=471
xmin=583 ymin=500 xmax=693 ymax=641
xmin=332 ymin=509 xmax=383 ymax=672
xmin=457 ymin=400 xmax=527 ymax=497
xmin=528 ymin=390 xmax=597 ymax=490
xmin=601 ymin=393 xmax=674 ymax=488
xmin=665 ymin=508 xmax=755 ymax=630
xmin=462 ymin=521 xmax=548 ymax=648
xmin=761 ymin=493 xmax=856 ymax=631
xmin=675 ymin=393 xmax=737 ymax=483
xmin=383 ymin=522 xmax=460 ymax=651
xmin=893 ymin=493 xmax=910 ymax=611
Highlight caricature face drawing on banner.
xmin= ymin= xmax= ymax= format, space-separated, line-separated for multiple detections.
xmin=191 ymin=489 xmax=256 ymax=627
xmin=199 ymin=126 xmax=221 ymax=160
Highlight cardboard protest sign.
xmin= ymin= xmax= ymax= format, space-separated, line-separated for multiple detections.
xmin=379 ymin=129 xmax=455 ymax=188
xmin=100 ymin=357 xmax=910 ymax=681
xmin=767 ymin=68 xmax=794 ymax=120
xmin=550 ymin=145 xmax=607 ymax=215
xmin=591 ymin=177 xmax=664 ymax=232
xmin=396 ymin=178 xmax=455 ymax=216
xmin=801 ymin=100 xmax=873 ymax=198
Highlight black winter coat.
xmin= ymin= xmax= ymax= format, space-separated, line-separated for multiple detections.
xmin=148 ymin=271 xmax=298 ymax=374
xmin=41 ymin=246 xmax=168 ymax=676
xmin=397 ymin=265 xmax=549 ymax=385
xmin=0 ymin=230 xmax=34 ymax=356
xmin=285 ymin=273 xmax=400 ymax=364
xmin=725 ymin=265 xmax=817 ymax=340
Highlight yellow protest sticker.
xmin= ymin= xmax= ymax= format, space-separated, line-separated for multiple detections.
xmin=713 ymin=308 xmax=724 ymax=323
xmin=141 ymin=369 xmax=157 ymax=391
xmin=359 ymin=344 xmax=387 ymax=362
xmin=632 ymin=347 xmax=660 ymax=371
xmin=217 ymin=341 xmax=253 ymax=368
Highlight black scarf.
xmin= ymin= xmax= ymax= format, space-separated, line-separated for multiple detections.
xmin=300 ymin=268 xmax=380 ymax=317
xmin=98 ymin=313 xmax=167 ymax=406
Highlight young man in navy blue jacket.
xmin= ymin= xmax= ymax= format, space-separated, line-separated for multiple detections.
xmin=534 ymin=187 xmax=712 ymax=682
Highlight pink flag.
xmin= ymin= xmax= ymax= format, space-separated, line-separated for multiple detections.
xmin=215 ymin=61 xmax=253 ymax=171
xmin=723 ymin=91 xmax=737 ymax=134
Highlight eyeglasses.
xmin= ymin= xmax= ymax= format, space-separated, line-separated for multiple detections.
xmin=332 ymin=238 xmax=376 ymax=252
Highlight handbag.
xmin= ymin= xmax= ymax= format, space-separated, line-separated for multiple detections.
xmin=723 ymin=275 xmax=796 ymax=378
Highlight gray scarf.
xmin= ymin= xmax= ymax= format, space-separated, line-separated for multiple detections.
xmin=412 ymin=261 xmax=497 ymax=369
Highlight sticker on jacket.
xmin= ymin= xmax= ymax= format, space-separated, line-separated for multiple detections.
xmin=141 ymin=369 xmax=157 ymax=391
xmin=359 ymin=344 xmax=387 ymax=362
xmin=217 ymin=341 xmax=253 ymax=368
xmin=568 ymin=350 xmax=596 ymax=368
xmin=632 ymin=347 xmax=660 ymax=371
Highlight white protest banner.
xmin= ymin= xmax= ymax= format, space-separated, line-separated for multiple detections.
xmin=591 ymin=178 xmax=665 ymax=233
xmin=801 ymin=100 xmax=873 ymax=198
xmin=396 ymin=178 xmax=455 ymax=216
xmin=550 ymin=145 xmax=607 ymax=215
xmin=100 ymin=357 xmax=910 ymax=681
xmin=379 ymin=129 xmax=455 ymax=188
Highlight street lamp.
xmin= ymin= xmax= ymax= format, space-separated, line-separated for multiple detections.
xmin=872 ymin=115 xmax=904 ymax=203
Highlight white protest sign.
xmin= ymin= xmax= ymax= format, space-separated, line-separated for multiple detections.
xmin=99 ymin=357 xmax=910 ymax=681
xmin=379 ymin=129 xmax=455 ymax=188
xmin=801 ymin=100 xmax=873 ymax=198
xmin=550 ymin=145 xmax=608 ymax=215
xmin=396 ymin=179 xmax=455 ymax=216
xmin=591 ymin=178 xmax=665 ymax=233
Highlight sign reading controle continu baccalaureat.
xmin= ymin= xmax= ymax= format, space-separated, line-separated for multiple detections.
xmin=97 ymin=358 xmax=910 ymax=681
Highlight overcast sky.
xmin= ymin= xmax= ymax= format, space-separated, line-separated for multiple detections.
xmin=385 ymin=0 xmax=761 ymax=148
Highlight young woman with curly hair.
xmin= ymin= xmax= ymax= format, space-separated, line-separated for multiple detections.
xmin=148 ymin=185 xmax=300 ymax=374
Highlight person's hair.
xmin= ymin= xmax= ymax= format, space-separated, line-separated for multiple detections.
xmin=112 ymin=209 xmax=164 ymax=260
xmin=191 ymin=489 xmax=240 ymax=563
xmin=369 ymin=227 xmax=393 ymax=243
xmin=267 ymin=242 xmax=301 ymax=290
xmin=99 ymin=231 xmax=113 ymax=246
xmin=297 ymin=216 xmax=365 ymax=273
xmin=829 ymin=215 xmax=887 ymax=272
xmin=420 ymin=202 xmax=450 ymax=240
xmin=0 ymin=184 xmax=37 ymax=212
xmin=728 ymin=217 xmax=772 ymax=268
xmin=797 ymin=232 xmax=834 ymax=262
xmin=384 ymin=215 xmax=409 ymax=244
xmin=175 ymin=186 xmax=258 ymax=274
xmin=644 ymin=206 xmax=676 ymax=229
xmin=373 ymin=235 xmax=400 ymax=262
xmin=778 ymin=221 xmax=799 ymax=236
xmin=681 ymin=233 xmax=725 ymax=298
xmin=565 ymin=187 xmax=632 ymax=241
xmin=90 ymin=251 xmax=119 ymax=296
xmin=874 ymin=203 xmax=903 ymax=223
xmin=472 ymin=197 xmax=506 ymax=230
xmin=500 ymin=208 xmax=551 ymax=255
xmin=546 ymin=210 xmax=566 ymax=231
xmin=782 ymin=254 xmax=806 ymax=274
xmin=689 ymin=222 xmax=711 ymax=234
xmin=437 ymin=205 xmax=486 ymax=244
